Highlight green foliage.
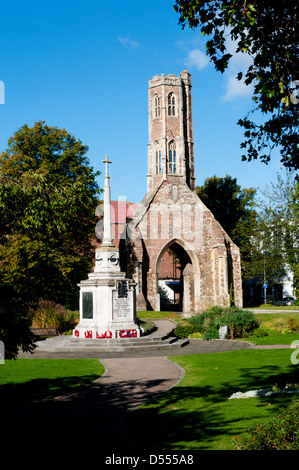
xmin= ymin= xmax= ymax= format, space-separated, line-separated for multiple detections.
xmin=29 ymin=300 xmax=78 ymax=334
xmin=0 ymin=283 xmax=36 ymax=359
xmin=204 ymin=323 xmax=220 ymax=340
xmin=248 ymin=315 xmax=299 ymax=338
xmin=247 ymin=325 xmax=274 ymax=338
xmin=196 ymin=175 xmax=257 ymax=245
xmin=246 ymin=171 xmax=299 ymax=287
xmin=234 ymin=400 xmax=299 ymax=450
xmin=172 ymin=322 xmax=199 ymax=339
xmin=173 ymin=306 xmax=259 ymax=339
xmin=0 ymin=121 xmax=101 ymax=309
xmin=0 ymin=121 xmax=94 ymax=184
xmin=287 ymin=316 xmax=299 ymax=331
xmin=174 ymin=1 xmax=299 ymax=170
xmin=224 ymin=309 xmax=259 ymax=338
xmin=137 ymin=319 xmax=156 ymax=336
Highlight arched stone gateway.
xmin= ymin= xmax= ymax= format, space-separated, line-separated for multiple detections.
xmin=119 ymin=69 xmax=243 ymax=314
xmin=156 ymin=239 xmax=198 ymax=313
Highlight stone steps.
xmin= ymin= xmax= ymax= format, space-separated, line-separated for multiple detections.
xmin=34 ymin=334 xmax=189 ymax=352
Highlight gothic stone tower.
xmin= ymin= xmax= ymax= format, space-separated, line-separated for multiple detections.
xmin=147 ymin=70 xmax=195 ymax=192
xmin=125 ymin=70 xmax=243 ymax=313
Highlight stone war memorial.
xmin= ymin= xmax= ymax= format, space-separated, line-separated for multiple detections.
xmin=74 ymin=155 xmax=140 ymax=340
xmin=119 ymin=68 xmax=243 ymax=314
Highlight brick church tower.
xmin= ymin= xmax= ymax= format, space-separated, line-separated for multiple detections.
xmin=124 ymin=69 xmax=243 ymax=313
xmin=147 ymin=69 xmax=195 ymax=192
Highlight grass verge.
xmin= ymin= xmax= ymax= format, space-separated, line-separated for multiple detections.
xmin=126 ymin=349 xmax=299 ymax=450
xmin=239 ymin=332 xmax=299 ymax=345
xmin=137 ymin=311 xmax=180 ymax=319
xmin=249 ymin=305 xmax=299 ymax=310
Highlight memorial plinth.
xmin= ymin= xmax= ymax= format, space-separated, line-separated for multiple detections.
xmin=73 ymin=156 xmax=140 ymax=340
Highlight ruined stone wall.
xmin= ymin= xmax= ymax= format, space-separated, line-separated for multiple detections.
xmin=127 ymin=177 xmax=243 ymax=313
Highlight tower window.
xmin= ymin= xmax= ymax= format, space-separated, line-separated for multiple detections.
xmin=168 ymin=142 xmax=176 ymax=174
xmin=154 ymin=95 xmax=161 ymax=118
xmin=156 ymin=150 xmax=162 ymax=174
xmin=168 ymin=93 xmax=175 ymax=116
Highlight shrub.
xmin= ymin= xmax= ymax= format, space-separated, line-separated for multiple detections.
xmin=173 ymin=322 xmax=199 ymax=339
xmin=233 ymin=400 xmax=299 ymax=450
xmin=247 ymin=325 xmax=273 ymax=337
xmin=287 ymin=316 xmax=299 ymax=332
xmin=187 ymin=331 xmax=204 ymax=339
xmin=173 ymin=307 xmax=259 ymax=340
xmin=224 ymin=309 xmax=259 ymax=338
xmin=29 ymin=300 xmax=75 ymax=333
xmin=204 ymin=323 xmax=219 ymax=340
xmin=137 ymin=319 xmax=156 ymax=336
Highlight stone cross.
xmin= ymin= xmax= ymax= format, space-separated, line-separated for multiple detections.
xmin=102 ymin=155 xmax=114 ymax=247
xmin=102 ymin=154 xmax=112 ymax=179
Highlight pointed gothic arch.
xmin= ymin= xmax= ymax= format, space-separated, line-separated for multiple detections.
xmin=155 ymin=238 xmax=200 ymax=312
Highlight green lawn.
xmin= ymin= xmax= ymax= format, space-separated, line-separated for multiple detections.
xmin=239 ymin=332 xmax=299 ymax=345
xmin=137 ymin=311 xmax=180 ymax=319
xmin=127 ymin=349 xmax=299 ymax=450
xmin=0 ymin=359 xmax=105 ymax=401
xmin=248 ymin=312 xmax=299 ymax=345
xmin=254 ymin=312 xmax=299 ymax=321
xmin=250 ymin=305 xmax=299 ymax=310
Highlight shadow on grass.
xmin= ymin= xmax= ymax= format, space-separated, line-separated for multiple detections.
xmin=126 ymin=362 xmax=299 ymax=450
xmin=0 ymin=374 xmax=101 ymax=402
xmin=0 ymin=375 xmax=181 ymax=451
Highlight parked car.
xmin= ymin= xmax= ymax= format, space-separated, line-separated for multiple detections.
xmin=276 ymin=297 xmax=295 ymax=306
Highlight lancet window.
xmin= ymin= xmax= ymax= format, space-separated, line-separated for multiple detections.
xmin=154 ymin=95 xmax=161 ymax=118
xmin=168 ymin=142 xmax=176 ymax=174
xmin=156 ymin=150 xmax=162 ymax=174
xmin=168 ymin=93 xmax=175 ymax=116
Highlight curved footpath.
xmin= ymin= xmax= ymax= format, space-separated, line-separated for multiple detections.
xmin=13 ymin=320 xmax=290 ymax=451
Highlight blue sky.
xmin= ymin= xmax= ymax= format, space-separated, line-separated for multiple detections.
xmin=0 ymin=0 xmax=284 ymax=204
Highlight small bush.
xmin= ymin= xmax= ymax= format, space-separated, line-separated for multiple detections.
xmin=287 ymin=316 xmax=299 ymax=332
xmin=29 ymin=300 xmax=77 ymax=334
xmin=233 ymin=400 xmax=299 ymax=450
xmin=225 ymin=309 xmax=259 ymax=338
xmin=173 ymin=322 xmax=199 ymax=339
xmin=138 ymin=319 xmax=156 ymax=336
xmin=187 ymin=331 xmax=204 ymax=339
xmin=247 ymin=325 xmax=273 ymax=337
